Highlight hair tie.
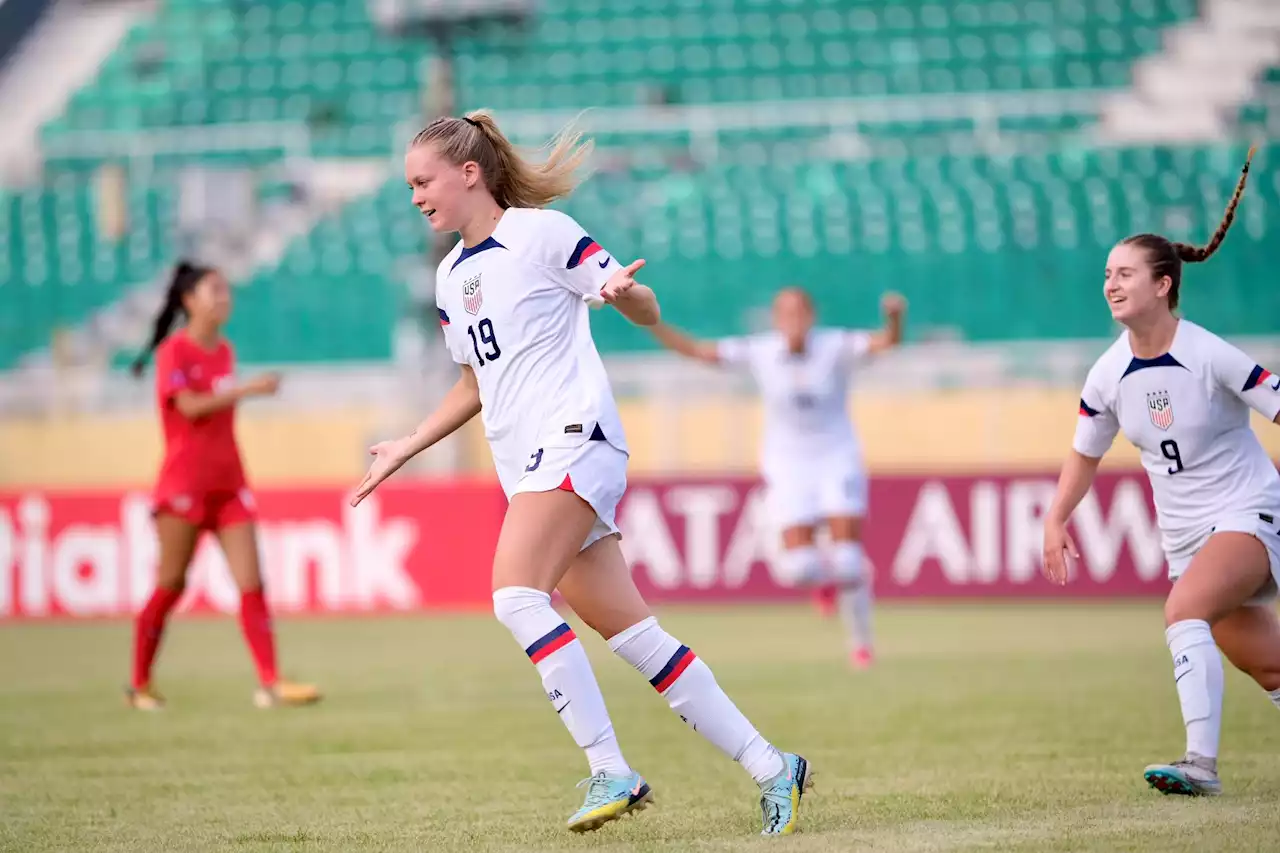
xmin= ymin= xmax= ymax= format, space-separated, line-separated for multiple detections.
xmin=462 ymin=117 xmax=479 ymax=128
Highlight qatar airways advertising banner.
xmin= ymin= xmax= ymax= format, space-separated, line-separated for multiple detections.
xmin=0 ymin=472 xmax=1170 ymax=618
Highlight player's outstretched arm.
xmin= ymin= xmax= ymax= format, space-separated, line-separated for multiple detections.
xmin=1042 ymin=450 xmax=1102 ymax=585
xmin=350 ymin=366 xmax=481 ymax=507
xmin=172 ymin=372 xmax=281 ymax=419
xmin=599 ymin=259 xmax=660 ymax=326
xmin=866 ymin=292 xmax=907 ymax=355
xmin=647 ymin=322 xmax=721 ymax=365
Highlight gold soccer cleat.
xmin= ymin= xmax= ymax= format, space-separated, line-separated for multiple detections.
xmin=253 ymin=679 xmax=322 ymax=709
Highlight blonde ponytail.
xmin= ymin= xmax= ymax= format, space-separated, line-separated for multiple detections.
xmin=410 ymin=109 xmax=592 ymax=209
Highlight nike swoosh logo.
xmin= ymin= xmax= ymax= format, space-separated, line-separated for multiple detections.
xmin=555 ymin=700 xmax=571 ymax=715
xmin=598 ymin=257 xmax=610 ymax=269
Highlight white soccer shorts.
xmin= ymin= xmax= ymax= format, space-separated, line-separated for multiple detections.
xmin=507 ymin=437 xmax=627 ymax=552
xmin=1166 ymin=512 xmax=1280 ymax=605
xmin=763 ymin=453 xmax=869 ymax=529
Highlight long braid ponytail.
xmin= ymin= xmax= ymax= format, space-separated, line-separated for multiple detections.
xmin=1173 ymin=145 xmax=1256 ymax=264
xmin=1120 ymin=146 xmax=1257 ymax=311
xmin=130 ymin=261 xmax=209 ymax=377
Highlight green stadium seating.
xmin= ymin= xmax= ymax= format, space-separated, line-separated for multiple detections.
xmin=564 ymin=142 xmax=1277 ymax=350
xmin=222 ymin=177 xmax=418 ymax=363
xmin=40 ymin=0 xmax=424 ymax=158
xmin=6 ymin=0 xmax=1276 ymax=369
xmin=453 ymin=0 xmax=1196 ymax=109
xmin=0 ymin=178 xmax=177 ymax=364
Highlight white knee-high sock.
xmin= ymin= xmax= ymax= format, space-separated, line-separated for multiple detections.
xmin=1166 ymin=619 xmax=1224 ymax=759
xmin=830 ymin=542 xmax=873 ymax=651
xmin=609 ymin=616 xmax=784 ymax=785
xmin=493 ymin=587 xmax=629 ymax=776
xmin=1267 ymin=688 xmax=1280 ymax=711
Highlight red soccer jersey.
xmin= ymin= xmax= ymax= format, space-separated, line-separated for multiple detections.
xmin=153 ymin=330 xmax=247 ymax=498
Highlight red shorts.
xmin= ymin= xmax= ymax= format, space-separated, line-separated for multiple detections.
xmin=153 ymin=488 xmax=257 ymax=531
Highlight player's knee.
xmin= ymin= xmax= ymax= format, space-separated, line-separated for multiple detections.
xmin=492 ymin=585 xmax=552 ymax=628
xmin=1164 ymin=591 xmax=1211 ymax=627
xmin=782 ymin=546 xmax=823 ymax=586
xmin=154 ymin=567 xmax=189 ymax=593
xmin=829 ymin=542 xmax=865 ymax=586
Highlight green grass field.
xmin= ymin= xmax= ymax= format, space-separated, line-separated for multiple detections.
xmin=2 ymin=603 xmax=1279 ymax=852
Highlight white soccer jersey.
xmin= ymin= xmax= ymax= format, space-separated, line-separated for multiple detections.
xmin=717 ymin=328 xmax=872 ymax=464
xmin=435 ymin=208 xmax=627 ymax=490
xmin=1074 ymin=320 xmax=1280 ymax=555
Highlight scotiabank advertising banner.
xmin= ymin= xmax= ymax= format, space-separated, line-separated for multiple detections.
xmin=0 ymin=472 xmax=1170 ymax=618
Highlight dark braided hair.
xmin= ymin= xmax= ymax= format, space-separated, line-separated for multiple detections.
xmin=1121 ymin=146 xmax=1256 ymax=311
xmin=130 ymin=261 xmax=211 ymax=377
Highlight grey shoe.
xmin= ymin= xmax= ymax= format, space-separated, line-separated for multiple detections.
xmin=1143 ymin=752 xmax=1222 ymax=796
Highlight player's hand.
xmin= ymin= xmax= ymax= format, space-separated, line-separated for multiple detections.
xmin=350 ymin=437 xmax=414 ymax=507
xmin=880 ymin=292 xmax=907 ymax=318
xmin=245 ymin=372 xmax=282 ymax=397
xmin=1041 ymin=518 xmax=1079 ymax=586
xmin=599 ymin=259 xmax=645 ymax=304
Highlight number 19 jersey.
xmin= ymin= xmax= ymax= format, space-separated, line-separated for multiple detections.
xmin=434 ymin=208 xmax=628 ymax=489
xmin=1073 ymin=320 xmax=1280 ymax=555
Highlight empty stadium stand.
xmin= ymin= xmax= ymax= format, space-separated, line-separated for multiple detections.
xmin=2 ymin=0 xmax=1275 ymax=369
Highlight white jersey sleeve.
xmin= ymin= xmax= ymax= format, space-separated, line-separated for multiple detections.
xmin=1073 ymin=360 xmax=1121 ymax=458
xmin=716 ymin=336 xmax=758 ymax=368
xmin=533 ymin=209 xmax=619 ymax=299
xmin=435 ymin=243 xmax=468 ymax=365
xmin=841 ymin=330 xmax=873 ymax=367
xmin=1205 ymin=336 xmax=1280 ymax=422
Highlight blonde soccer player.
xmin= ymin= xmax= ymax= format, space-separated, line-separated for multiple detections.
xmin=648 ymin=288 xmax=905 ymax=669
xmin=351 ymin=111 xmax=812 ymax=836
xmin=1043 ymin=148 xmax=1280 ymax=796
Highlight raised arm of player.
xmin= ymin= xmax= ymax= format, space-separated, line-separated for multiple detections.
xmin=350 ymin=365 xmax=482 ymax=506
xmin=600 ymin=259 xmax=660 ymax=326
xmin=865 ymin=292 xmax=907 ymax=355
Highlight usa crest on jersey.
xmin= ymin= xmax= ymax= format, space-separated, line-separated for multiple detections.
xmin=1147 ymin=389 xmax=1174 ymax=430
xmin=462 ymin=273 xmax=483 ymax=315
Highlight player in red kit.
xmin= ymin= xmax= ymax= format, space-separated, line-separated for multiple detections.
xmin=126 ymin=261 xmax=321 ymax=710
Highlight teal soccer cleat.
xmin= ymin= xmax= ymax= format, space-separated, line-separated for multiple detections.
xmin=1144 ymin=753 xmax=1222 ymax=796
xmin=566 ymin=771 xmax=653 ymax=833
xmin=759 ymin=752 xmax=814 ymax=836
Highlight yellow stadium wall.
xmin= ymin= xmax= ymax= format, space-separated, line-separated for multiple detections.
xmin=4 ymin=389 xmax=1280 ymax=488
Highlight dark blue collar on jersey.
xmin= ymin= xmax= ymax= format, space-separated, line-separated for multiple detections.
xmin=452 ymin=236 xmax=505 ymax=271
xmin=1120 ymin=352 xmax=1187 ymax=380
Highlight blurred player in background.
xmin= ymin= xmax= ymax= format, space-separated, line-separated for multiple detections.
xmin=649 ymin=289 xmax=906 ymax=669
xmin=127 ymin=262 xmax=321 ymax=711
xmin=352 ymin=111 xmax=812 ymax=836
xmin=1043 ymin=149 xmax=1280 ymax=797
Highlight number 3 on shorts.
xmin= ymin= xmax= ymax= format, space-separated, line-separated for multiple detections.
xmin=525 ymin=448 xmax=544 ymax=472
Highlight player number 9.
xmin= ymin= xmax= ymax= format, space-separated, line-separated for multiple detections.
xmin=1160 ymin=439 xmax=1184 ymax=475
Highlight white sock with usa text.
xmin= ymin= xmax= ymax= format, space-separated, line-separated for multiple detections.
xmin=493 ymin=586 xmax=630 ymax=777
xmin=609 ymin=616 xmax=784 ymax=785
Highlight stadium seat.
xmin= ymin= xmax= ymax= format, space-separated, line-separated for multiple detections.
xmin=8 ymin=0 xmax=1273 ymax=368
